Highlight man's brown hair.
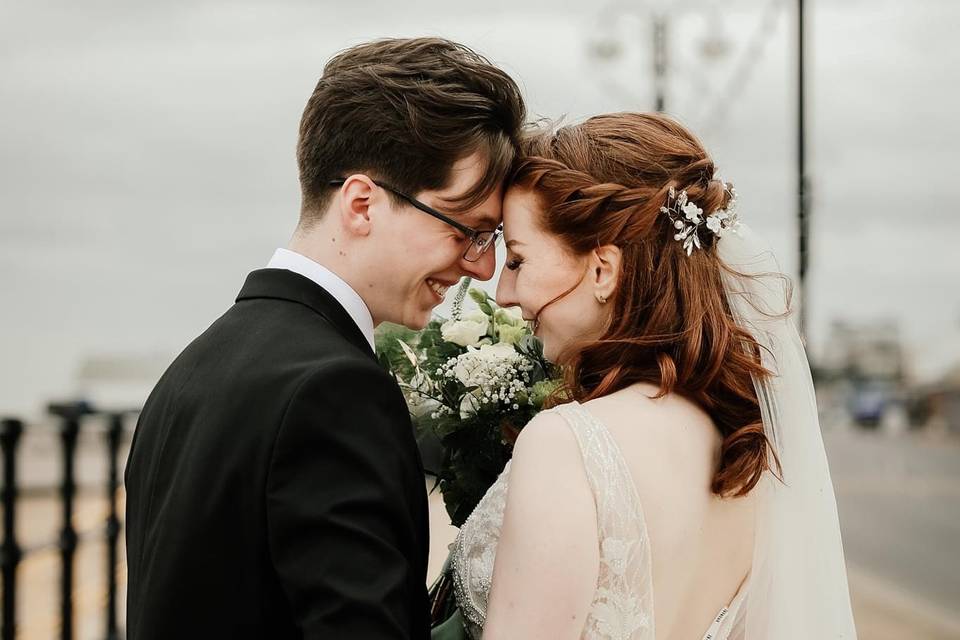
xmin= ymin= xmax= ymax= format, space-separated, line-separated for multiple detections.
xmin=297 ymin=38 xmax=526 ymax=223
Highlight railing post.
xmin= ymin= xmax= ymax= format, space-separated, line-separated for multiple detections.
xmin=48 ymin=401 xmax=91 ymax=640
xmin=1 ymin=419 xmax=23 ymax=640
xmin=104 ymin=413 xmax=124 ymax=640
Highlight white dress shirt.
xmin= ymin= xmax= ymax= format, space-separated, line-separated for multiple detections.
xmin=266 ymin=248 xmax=376 ymax=352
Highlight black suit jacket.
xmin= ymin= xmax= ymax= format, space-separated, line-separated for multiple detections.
xmin=124 ymin=269 xmax=431 ymax=639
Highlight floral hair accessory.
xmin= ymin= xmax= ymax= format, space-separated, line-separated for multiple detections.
xmin=660 ymin=182 xmax=740 ymax=256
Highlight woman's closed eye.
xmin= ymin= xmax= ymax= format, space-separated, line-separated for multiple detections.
xmin=505 ymin=257 xmax=524 ymax=271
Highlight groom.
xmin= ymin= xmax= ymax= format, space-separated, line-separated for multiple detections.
xmin=124 ymin=38 xmax=525 ymax=639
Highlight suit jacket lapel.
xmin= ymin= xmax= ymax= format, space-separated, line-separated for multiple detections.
xmin=236 ymin=269 xmax=377 ymax=360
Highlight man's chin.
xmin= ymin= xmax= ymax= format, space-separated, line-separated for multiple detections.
xmin=399 ymin=309 xmax=433 ymax=331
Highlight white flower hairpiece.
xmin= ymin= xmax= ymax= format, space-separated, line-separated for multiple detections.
xmin=660 ymin=181 xmax=740 ymax=256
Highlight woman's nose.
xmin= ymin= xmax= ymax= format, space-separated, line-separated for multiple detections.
xmin=495 ymin=270 xmax=517 ymax=308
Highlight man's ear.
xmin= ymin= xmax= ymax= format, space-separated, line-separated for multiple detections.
xmin=335 ymin=174 xmax=377 ymax=237
xmin=591 ymin=244 xmax=621 ymax=301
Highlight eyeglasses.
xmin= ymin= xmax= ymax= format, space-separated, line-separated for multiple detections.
xmin=328 ymin=178 xmax=502 ymax=263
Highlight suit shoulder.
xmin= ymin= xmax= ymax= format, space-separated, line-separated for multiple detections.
xmin=272 ymin=354 xmax=415 ymax=462
xmin=284 ymin=354 xmax=403 ymax=415
xmin=310 ymin=352 xmax=395 ymax=384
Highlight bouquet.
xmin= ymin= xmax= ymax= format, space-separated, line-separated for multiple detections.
xmin=376 ymin=278 xmax=560 ymax=527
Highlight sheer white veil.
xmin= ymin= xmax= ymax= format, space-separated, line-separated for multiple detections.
xmin=717 ymin=223 xmax=858 ymax=639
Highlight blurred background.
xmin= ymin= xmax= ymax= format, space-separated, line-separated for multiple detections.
xmin=1 ymin=0 xmax=958 ymax=638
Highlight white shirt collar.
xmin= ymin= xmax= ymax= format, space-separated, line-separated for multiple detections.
xmin=266 ymin=248 xmax=376 ymax=352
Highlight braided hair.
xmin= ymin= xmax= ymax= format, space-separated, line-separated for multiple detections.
xmin=512 ymin=113 xmax=780 ymax=498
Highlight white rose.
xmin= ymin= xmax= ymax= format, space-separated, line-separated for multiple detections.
xmin=451 ymin=343 xmax=517 ymax=386
xmin=494 ymin=306 xmax=525 ymax=327
xmin=441 ymin=311 xmax=489 ymax=347
xmin=473 ymin=342 xmax=518 ymax=362
xmin=497 ymin=324 xmax=526 ymax=346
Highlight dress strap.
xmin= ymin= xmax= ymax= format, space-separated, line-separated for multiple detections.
xmin=550 ymin=401 xmax=657 ymax=639
xmin=551 ymin=401 xmax=646 ymax=526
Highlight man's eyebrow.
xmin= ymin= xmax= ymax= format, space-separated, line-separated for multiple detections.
xmin=470 ymin=214 xmax=500 ymax=230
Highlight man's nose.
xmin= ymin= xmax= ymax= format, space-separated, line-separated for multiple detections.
xmin=461 ymin=246 xmax=496 ymax=281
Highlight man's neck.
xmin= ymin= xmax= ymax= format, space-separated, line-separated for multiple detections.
xmin=287 ymin=230 xmax=380 ymax=326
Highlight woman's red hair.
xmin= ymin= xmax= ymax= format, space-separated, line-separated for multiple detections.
xmin=513 ymin=113 xmax=781 ymax=498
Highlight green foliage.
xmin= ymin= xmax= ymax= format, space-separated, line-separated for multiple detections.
xmin=374 ymin=322 xmax=418 ymax=379
xmin=374 ymin=288 xmax=561 ymax=527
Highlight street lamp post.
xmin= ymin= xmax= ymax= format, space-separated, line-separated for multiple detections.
xmin=586 ymin=1 xmax=739 ymax=118
xmin=797 ymin=0 xmax=810 ymax=342
xmin=653 ymin=14 xmax=669 ymax=112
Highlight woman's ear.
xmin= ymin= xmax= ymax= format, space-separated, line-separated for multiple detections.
xmin=591 ymin=244 xmax=621 ymax=302
xmin=336 ymin=174 xmax=376 ymax=237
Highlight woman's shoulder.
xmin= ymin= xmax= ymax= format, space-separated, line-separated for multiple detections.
xmin=583 ymin=383 xmax=720 ymax=446
xmin=580 ymin=385 xmax=722 ymax=500
xmin=512 ymin=406 xmax=582 ymax=465
xmin=507 ymin=406 xmax=601 ymax=512
xmin=500 ymin=405 xmax=600 ymax=550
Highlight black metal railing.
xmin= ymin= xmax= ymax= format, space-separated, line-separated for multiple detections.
xmin=1 ymin=402 xmax=135 ymax=640
xmin=1 ymin=418 xmax=23 ymax=640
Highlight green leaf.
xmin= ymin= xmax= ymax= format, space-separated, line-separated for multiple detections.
xmin=397 ymin=338 xmax=419 ymax=368
xmin=468 ymin=288 xmax=489 ymax=305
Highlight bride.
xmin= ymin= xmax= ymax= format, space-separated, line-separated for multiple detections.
xmin=449 ymin=113 xmax=858 ymax=639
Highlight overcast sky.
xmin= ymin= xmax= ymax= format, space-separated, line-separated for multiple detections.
xmin=1 ymin=0 xmax=958 ymax=417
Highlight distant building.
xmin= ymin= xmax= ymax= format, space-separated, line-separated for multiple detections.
xmin=819 ymin=320 xmax=906 ymax=382
xmin=817 ymin=320 xmax=907 ymax=429
xmin=915 ymin=365 xmax=960 ymax=435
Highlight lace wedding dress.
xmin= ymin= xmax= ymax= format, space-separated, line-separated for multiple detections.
xmin=451 ymin=400 xmax=747 ymax=640
xmin=450 ymin=223 xmax=858 ymax=639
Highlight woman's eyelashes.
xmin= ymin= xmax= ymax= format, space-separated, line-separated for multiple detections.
xmin=505 ymin=256 xmax=524 ymax=271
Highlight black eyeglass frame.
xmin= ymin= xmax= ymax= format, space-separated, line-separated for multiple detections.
xmin=328 ymin=178 xmax=502 ymax=262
